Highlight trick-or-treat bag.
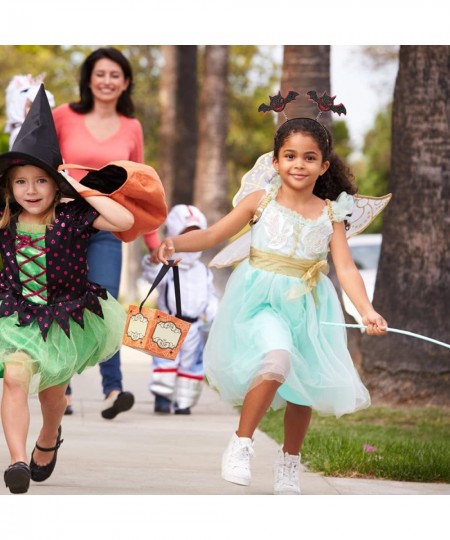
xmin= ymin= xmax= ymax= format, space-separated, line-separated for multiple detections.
xmin=122 ymin=261 xmax=191 ymax=360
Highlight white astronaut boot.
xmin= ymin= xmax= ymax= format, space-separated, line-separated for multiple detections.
xmin=150 ymin=370 xmax=176 ymax=413
xmin=174 ymin=375 xmax=203 ymax=415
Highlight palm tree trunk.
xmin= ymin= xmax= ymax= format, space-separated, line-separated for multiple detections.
xmin=159 ymin=45 xmax=178 ymax=208
xmin=172 ymin=46 xmax=197 ymax=205
xmin=194 ymin=45 xmax=230 ymax=295
xmin=280 ymin=45 xmax=331 ymax=128
xmin=158 ymin=46 xmax=198 ymax=207
xmin=361 ymin=45 xmax=450 ymax=406
xmin=194 ymin=45 xmax=229 ymax=224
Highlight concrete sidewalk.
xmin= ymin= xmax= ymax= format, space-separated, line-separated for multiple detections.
xmin=1 ymin=346 xmax=449 ymax=496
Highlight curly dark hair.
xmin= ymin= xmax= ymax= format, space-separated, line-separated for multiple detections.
xmin=70 ymin=47 xmax=135 ymax=117
xmin=273 ymin=118 xmax=357 ymax=201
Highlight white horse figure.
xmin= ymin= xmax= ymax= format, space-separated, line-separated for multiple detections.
xmin=5 ymin=73 xmax=55 ymax=149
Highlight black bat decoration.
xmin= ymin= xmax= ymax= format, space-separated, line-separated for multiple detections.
xmin=307 ymin=90 xmax=347 ymax=116
xmin=258 ymin=90 xmax=299 ymax=113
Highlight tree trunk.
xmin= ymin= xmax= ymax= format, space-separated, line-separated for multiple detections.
xmin=194 ymin=45 xmax=229 ymax=223
xmin=360 ymin=46 xmax=450 ymax=406
xmin=172 ymin=46 xmax=198 ymax=205
xmin=194 ymin=45 xmax=230 ymax=295
xmin=158 ymin=45 xmax=178 ymax=208
xmin=280 ymin=45 xmax=331 ymax=129
xmin=158 ymin=46 xmax=198 ymax=207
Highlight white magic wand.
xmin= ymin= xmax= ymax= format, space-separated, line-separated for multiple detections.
xmin=320 ymin=322 xmax=450 ymax=350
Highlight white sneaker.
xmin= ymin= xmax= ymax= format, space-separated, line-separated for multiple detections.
xmin=221 ymin=433 xmax=255 ymax=486
xmin=273 ymin=448 xmax=301 ymax=495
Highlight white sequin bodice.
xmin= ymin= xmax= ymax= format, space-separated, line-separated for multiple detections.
xmin=251 ymin=190 xmax=354 ymax=260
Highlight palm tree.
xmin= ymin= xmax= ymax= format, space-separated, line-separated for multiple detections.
xmin=194 ymin=45 xmax=230 ymax=294
xmin=280 ymin=45 xmax=331 ymax=128
xmin=158 ymin=46 xmax=178 ymax=208
xmin=194 ymin=45 xmax=229 ymax=225
xmin=172 ymin=46 xmax=198 ymax=205
xmin=159 ymin=46 xmax=198 ymax=207
xmin=361 ymin=46 xmax=450 ymax=406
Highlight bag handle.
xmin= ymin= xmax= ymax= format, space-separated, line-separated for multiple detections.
xmin=139 ymin=260 xmax=182 ymax=317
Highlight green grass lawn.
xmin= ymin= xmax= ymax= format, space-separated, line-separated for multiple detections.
xmin=259 ymin=405 xmax=450 ymax=483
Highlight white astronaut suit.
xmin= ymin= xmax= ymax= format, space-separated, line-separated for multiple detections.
xmin=142 ymin=205 xmax=218 ymax=414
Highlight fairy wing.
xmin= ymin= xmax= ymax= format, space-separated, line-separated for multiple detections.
xmin=233 ymin=151 xmax=278 ymax=207
xmin=209 ymin=229 xmax=251 ymax=268
xmin=346 ymin=194 xmax=392 ymax=239
xmin=209 ymin=152 xmax=279 ymax=269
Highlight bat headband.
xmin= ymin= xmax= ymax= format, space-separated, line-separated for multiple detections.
xmin=258 ymin=89 xmax=347 ymax=150
xmin=258 ymin=90 xmax=300 ymax=120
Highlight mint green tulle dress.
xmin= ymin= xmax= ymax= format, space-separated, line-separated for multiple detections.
xmin=204 ymin=189 xmax=371 ymax=418
xmin=0 ymin=201 xmax=126 ymax=394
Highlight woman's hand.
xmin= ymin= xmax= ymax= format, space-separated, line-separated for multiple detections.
xmin=362 ymin=310 xmax=388 ymax=336
xmin=157 ymin=239 xmax=181 ymax=265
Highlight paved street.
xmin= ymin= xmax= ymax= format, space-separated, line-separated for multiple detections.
xmin=1 ymin=346 xmax=449 ymax=497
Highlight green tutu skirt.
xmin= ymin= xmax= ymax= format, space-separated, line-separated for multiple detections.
xmin=0 ymin=293 xmax=126 ymax=394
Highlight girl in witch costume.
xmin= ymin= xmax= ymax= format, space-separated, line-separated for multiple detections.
xmin=157 ymin=91 xmax=389 ymax=495
xmin=0 ymin=85 xmax=135 ymax=494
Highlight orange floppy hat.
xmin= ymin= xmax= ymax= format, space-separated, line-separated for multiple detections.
xmin=59 ymin=160 xmax=168 ymax=242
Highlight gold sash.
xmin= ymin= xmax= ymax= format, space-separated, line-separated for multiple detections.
xmin=249 ymin=247 xmax=329 ymax=300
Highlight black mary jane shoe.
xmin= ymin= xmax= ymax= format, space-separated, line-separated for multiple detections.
xmin=64 ymin=404 xmax=73 ymax=416
xmin=4 ymin=461 xmax=31 ymax=494
xmin=30 ymin=426 xmax=64 ymax=483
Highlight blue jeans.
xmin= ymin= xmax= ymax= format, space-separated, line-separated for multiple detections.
xmin=87 ymin=230 xmax=123 ymax=397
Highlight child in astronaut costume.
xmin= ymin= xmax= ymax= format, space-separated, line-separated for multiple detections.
xmin=142 ymin=205 xmax=218 ymax=414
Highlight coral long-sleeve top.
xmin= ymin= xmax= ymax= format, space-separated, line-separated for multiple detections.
xmin=53 ymin=103 xmax=159 ymax=246
xmin=53 ymin=103 xmax=144 ymax=181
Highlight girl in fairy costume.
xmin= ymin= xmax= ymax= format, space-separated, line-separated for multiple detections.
xmin=0 ymin=85 xmax=135 ymax=494
xmin=157 ymin=91 xmax=389 ymax=495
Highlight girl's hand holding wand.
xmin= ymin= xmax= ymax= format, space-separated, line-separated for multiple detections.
xmin=361 ymin=310 xmax=388 ymax=336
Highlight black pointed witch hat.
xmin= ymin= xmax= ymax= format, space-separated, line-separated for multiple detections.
xmin=0 ymin=84 xmax=80 ymax=199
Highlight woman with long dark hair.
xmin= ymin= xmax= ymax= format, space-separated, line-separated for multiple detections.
xmin=53 ymin=47 xmax=158 ymax=419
